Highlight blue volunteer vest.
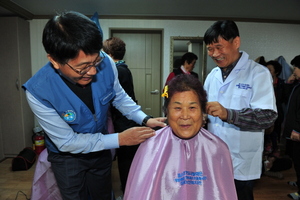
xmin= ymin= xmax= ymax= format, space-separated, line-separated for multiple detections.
xmin=23 ymin=54 xmax=115 ymax=153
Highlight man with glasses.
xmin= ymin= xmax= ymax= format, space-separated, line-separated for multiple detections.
xmin=23 ymin=11 xmax=166 ymax=200
xmin=65 ymin=53 xmax=104 ymax=75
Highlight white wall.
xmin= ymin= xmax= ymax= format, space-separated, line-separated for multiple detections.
xmin=29 ymin=19 xmax=300 ymax=83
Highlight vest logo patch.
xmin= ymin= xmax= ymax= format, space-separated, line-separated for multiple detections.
xmin=61 ymin=110 xmax=76 ymax=122
xmin=236 ymin=83 xmax=252 ymax=90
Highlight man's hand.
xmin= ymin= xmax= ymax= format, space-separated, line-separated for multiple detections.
xmin=206 ymin=101 xmax=228 ymax=120
xmin=118 ymin=127 xmax=156 ymax=146
xmin=146 ymin=117 xmax=167 ymax=128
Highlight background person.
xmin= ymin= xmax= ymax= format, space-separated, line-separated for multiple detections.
xmin=22 ymin=11 xmax=166 ymax=200
xmin=282 ymin=55 xmax=300 ymax=200
xmin=124 ymin=74 xmax=237 ymax=200
xmin=164 ymin=52 xmax=198 ymax=86
xmin=263 ymin=60 xmax=286 ymax=156
xmin=103 ymin=37 xmax=141 ymax=196
xmin=203 ymin=20 xmax=277 ymax=200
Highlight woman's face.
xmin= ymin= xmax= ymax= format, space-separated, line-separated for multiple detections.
xmin=183 ymin=59 xmax=196 ymax=72
xmin=167 ymin=90 xmax=203 ymax=139
xmin=266 ymin=64 xmax=276 ymax=79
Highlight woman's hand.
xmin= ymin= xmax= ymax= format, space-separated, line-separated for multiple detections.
xmin=290 ymin=130 xmax=300 ymax=142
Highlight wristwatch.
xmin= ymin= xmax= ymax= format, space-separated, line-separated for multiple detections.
xmin=142 ymin=115 xmax=153 ymax=126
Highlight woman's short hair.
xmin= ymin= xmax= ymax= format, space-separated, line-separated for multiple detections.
xmin=265 ymin=60 xmax=282 ymax=77
xmin=181 ymin=52 xmax=198 ymax=65
xmin=163 ymin=74 xmax=207 ymax=115
xmin=102 ymin=37 xmax=126 ymax=60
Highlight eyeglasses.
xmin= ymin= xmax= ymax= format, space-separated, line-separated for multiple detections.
xmin=65 ymin=54 xmax=104 ymax=75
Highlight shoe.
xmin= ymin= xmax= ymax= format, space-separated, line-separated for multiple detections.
xmin=288 ymin=181 xmax=298 ymax=187
xmin=288 ymin=192 xmax=299 ymax=200
xmin=116 ymin=195 xmax=123 ymax=200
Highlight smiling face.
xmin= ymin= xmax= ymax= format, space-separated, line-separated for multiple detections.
xmin=206 ymin=36 xmax=241 ymax=68
xmin=49 ymin=50 xmax=99 ymax=86
xmin=167 ymin=90 xmax=203 ymax=139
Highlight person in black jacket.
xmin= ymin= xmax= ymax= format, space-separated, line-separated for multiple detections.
xmin=103 ymin=37 xmax=140 ymax=196
xmin=282 ymin=55 xmax=300 ymax=200
xmin=264 ymin=60 xmax=286 ymax=155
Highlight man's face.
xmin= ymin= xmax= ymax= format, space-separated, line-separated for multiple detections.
xmin=50 ymin=50 xmax=99 ymax=86
xmin=206 ymin=36 xmax=240 ymax=68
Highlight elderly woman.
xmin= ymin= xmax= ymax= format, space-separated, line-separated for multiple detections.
xmin=124 ymin=74 xmax=237 ymax=200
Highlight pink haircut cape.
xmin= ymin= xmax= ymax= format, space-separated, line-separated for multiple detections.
xmin=124 ymin=126 xmax=237 ymax=200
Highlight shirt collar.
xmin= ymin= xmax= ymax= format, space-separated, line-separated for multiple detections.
xmin=115 ymin=60 xmax=125 ymax=65
xmin=180 ymin=65 xmax=190 ymax=74
xmin=219 ymin=52 xmax=242 ymax=81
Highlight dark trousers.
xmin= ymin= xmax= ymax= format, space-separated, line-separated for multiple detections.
xmin=292 ymin=141 xmax=300 ymax=193
xmin=234 ymin=179 xmax=255 ymax=200
xmin=117 ymin=144 xmax=139 ymax=193
xmin=48 ymin=150 xmax=112 ymax=200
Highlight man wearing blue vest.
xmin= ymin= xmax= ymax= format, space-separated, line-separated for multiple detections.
xmin=23 ymin=11 xmax=166 ymax=200
xmin=203 ymin=20 xmax=277 ymax=200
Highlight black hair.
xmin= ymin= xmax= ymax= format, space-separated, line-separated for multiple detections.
xmin=181 ymin=52 xmax=198 ymax=65
xmin=42 ymin=11 xmax=102 ymax=64
xmin=163 ymin=74 xmax=207 ymax=115
xmin=204 ymin=20 xmax=239 ymax=45
xmin=256 ymin=56 xmax=267 ymax=66
xmin=265 ymin=60 xmax=282 ymax=77
xmin=291 ymin=55 xmax=300 ymax=69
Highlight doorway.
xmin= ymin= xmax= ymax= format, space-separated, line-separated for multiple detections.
xmin=111 ymin=30 xmax=163 ymax=117
xmin=170 ymin=36 xmax=208 ymax=83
